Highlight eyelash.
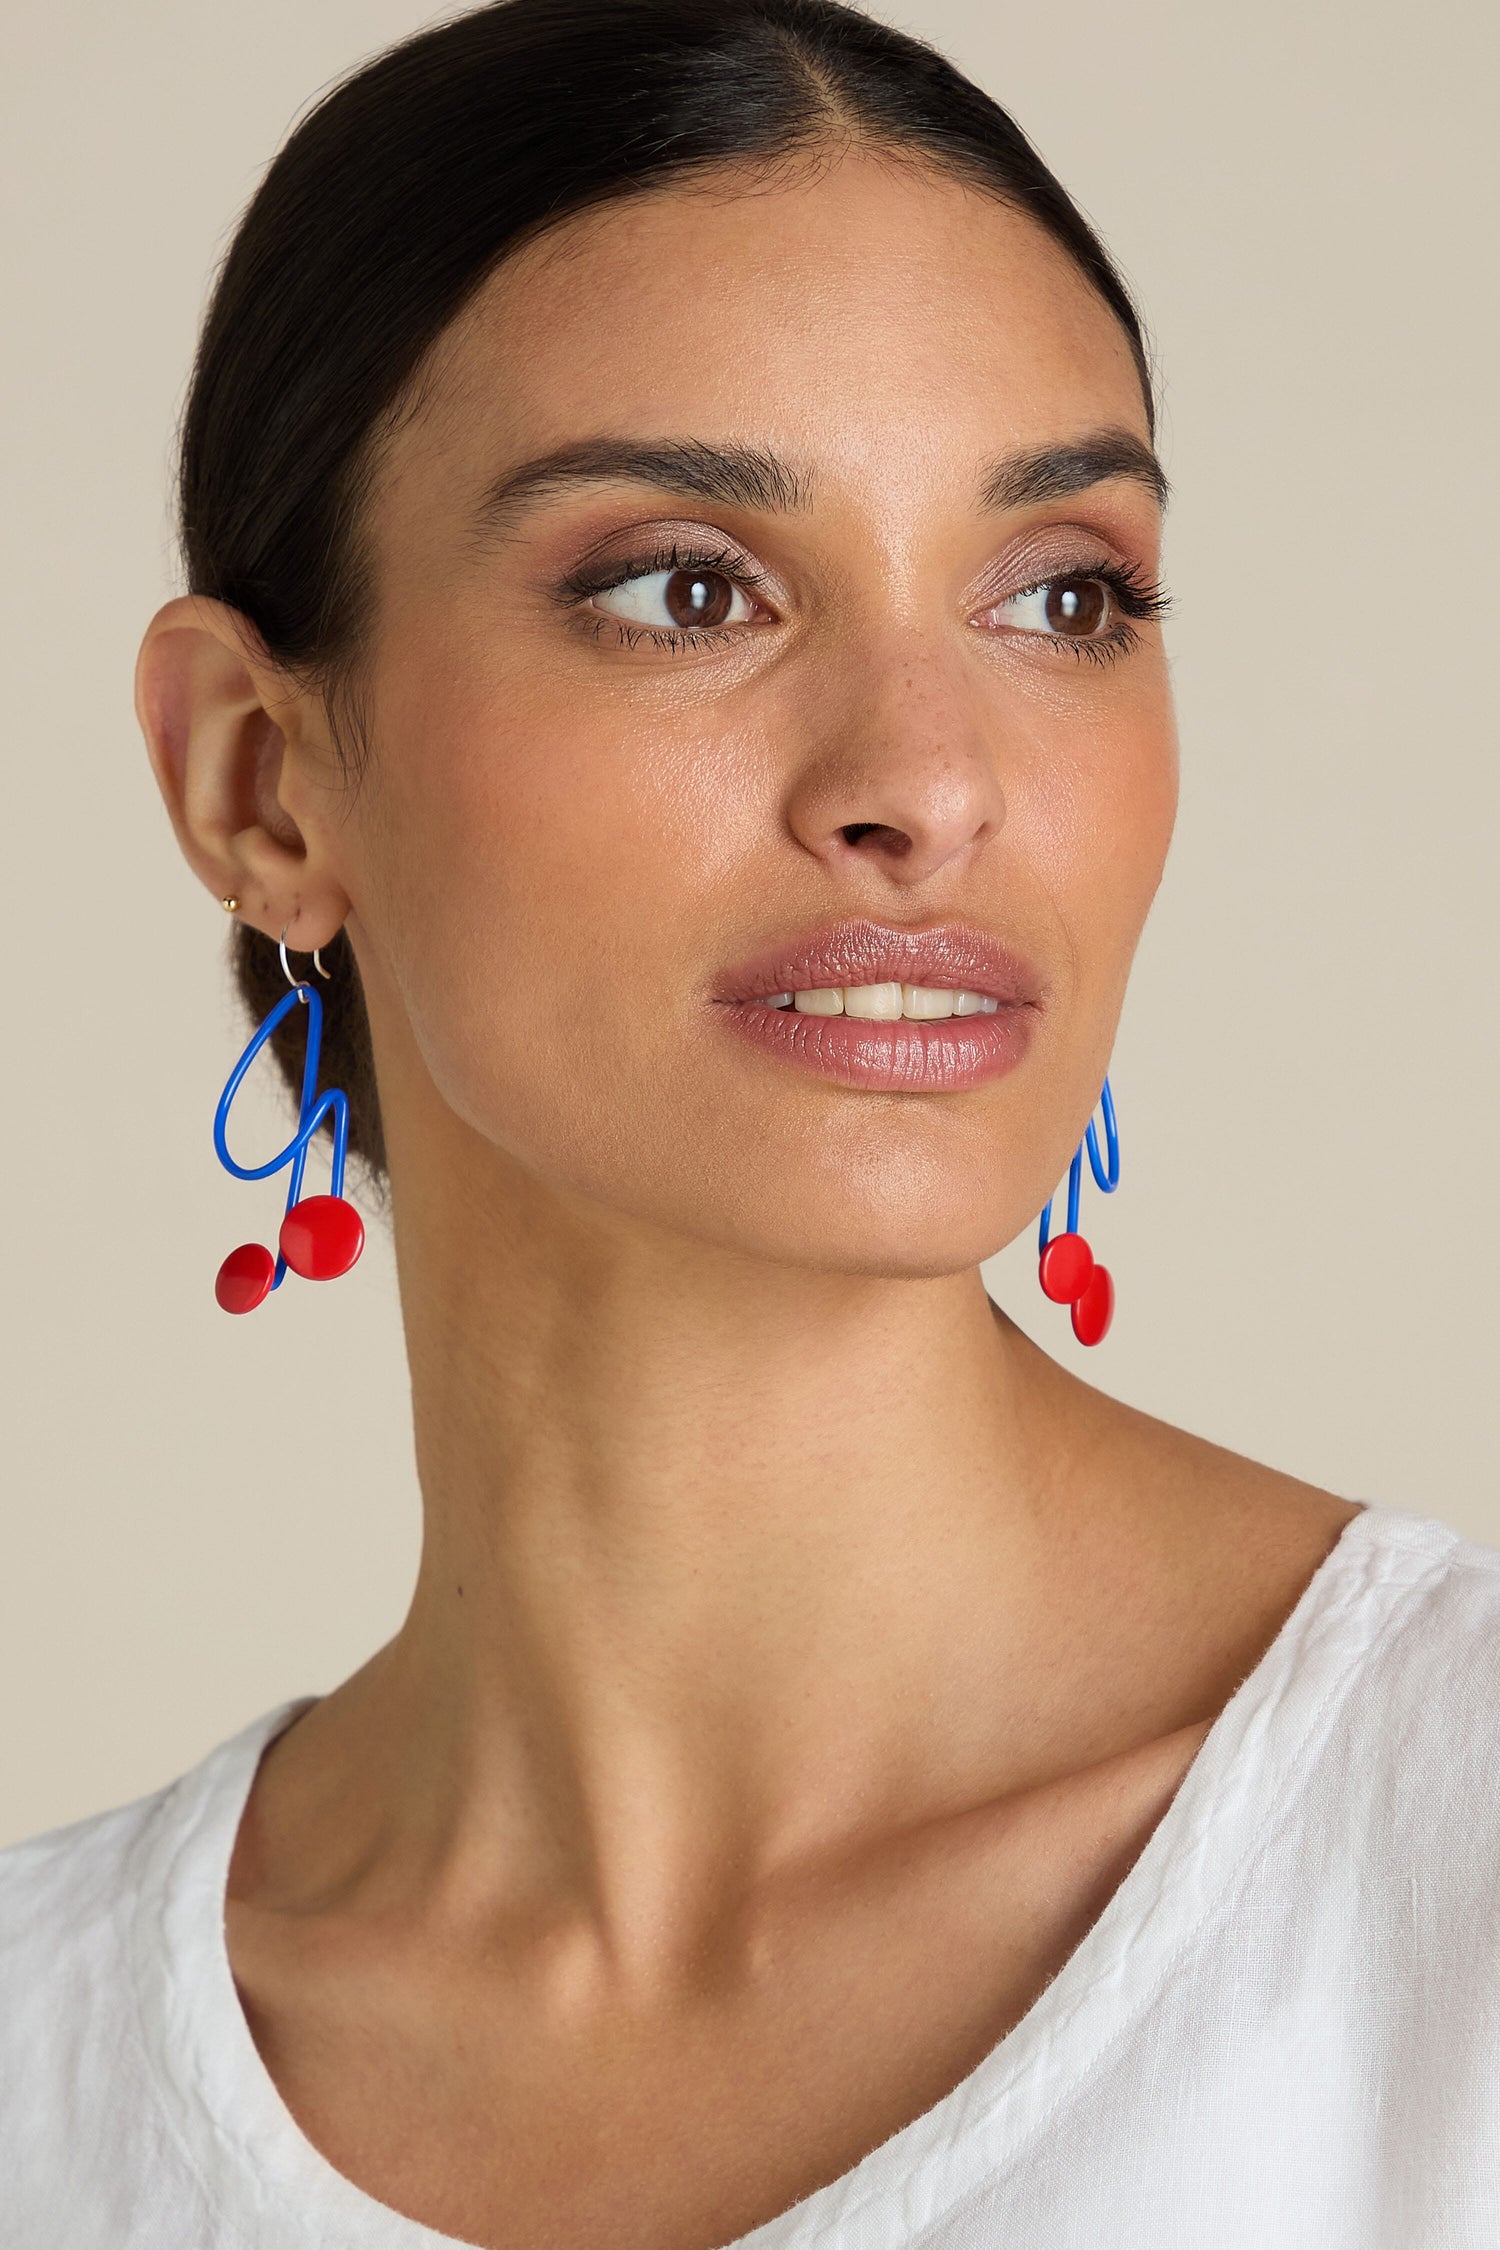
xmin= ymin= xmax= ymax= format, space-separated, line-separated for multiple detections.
xmin=558 ymin=539 xmax=768 ymax=654
xmin=557 ymin=542 xmax=1171 ymax=662
xmin=1011 ymin=561 xmax=1173 ymax=667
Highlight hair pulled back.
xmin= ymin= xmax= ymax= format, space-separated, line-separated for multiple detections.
xmin=181 ymin=0 xmax=1153 ymax=1178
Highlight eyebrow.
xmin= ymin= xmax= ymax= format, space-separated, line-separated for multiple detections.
xmin=472 ymin=439 xmax=811 ymax=538
xmin=469 ymin=425 xmax=1167 ymax=539
xmin=980 ymin=430 xmax=1169 ymax=512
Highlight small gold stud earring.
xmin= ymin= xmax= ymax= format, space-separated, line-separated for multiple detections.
xmin=221 ymin=896 xmax=239 ymax=913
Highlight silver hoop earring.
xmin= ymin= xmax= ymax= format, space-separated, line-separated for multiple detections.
xmin=278 ymin=924 xmax=333 ymax=991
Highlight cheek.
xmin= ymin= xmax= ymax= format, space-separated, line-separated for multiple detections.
xmin=358 ymin=659 xmax=771 ymax=1190
xmin=1019 ymin=676 xmax=1179 ymax=1005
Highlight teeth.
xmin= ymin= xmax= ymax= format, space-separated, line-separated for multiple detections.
xmin=779 ymin=983 xmax=1000 ymax=1019
xmin=842 ymin=982 xmax=904 ymax=1020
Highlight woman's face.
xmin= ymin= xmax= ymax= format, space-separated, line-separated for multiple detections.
xmin=299 ymin=150 xmax=1176 ymax=1276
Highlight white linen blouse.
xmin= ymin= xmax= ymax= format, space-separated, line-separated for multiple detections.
xmin=3 ymin=1500 xmax=1498 ymax=2247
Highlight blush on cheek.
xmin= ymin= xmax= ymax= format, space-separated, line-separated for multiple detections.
xmin=1047 ymin=708 xmax=1177 ymax=946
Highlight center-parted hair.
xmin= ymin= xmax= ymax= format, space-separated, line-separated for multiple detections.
xmin=180 ymin=0 xmax=1153 ymax=1178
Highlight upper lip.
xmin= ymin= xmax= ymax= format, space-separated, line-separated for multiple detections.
xmin=713 ymin=919 xmax=1043 ymax=1006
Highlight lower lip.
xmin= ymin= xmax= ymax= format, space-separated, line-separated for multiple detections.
xmin=716 ymin=999 xmax=1036 ymax=1092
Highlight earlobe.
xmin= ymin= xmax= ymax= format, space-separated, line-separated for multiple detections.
xmin=134 ymin=595 xmax=350 ymax=947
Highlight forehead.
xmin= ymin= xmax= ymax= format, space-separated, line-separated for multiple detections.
xmin=385 ymin=150 xmax=1148 ymax=516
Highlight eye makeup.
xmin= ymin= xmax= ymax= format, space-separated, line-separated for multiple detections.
xmin=541 ymin=513 xmax=1168 ymax=663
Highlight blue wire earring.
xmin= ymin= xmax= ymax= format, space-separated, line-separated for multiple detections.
xmin=1037 ymin=1077 xmax=1120 ymax=1345
xmin=212 ymin=926 xmax=366 ymax=1315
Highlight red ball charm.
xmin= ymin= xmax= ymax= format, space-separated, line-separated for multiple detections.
xmin=1038 ymin=1231 xmax=1095 ymax=1304
xmin=279 ymin=1194 xmax=365 ymax=1282
xmin=215 ymin=1242 xmax=276 ymax=1315
xmin=1071 ymin=1262 xmax=1115 ymax=1346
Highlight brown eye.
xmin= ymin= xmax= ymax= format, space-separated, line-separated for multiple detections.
xmin=593 ymin=561 xmax=755 ymax=635
xmin=664 ymin=568 xmax=734 ymax=628
xmin=1043 ymin=577 xmax=1109 ymax=636
xmin=980 ymin=573 xmax=1124 ymax=645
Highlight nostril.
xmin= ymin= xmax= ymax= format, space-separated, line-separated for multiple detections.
xmin=840 ymin=822 xmax=912 ymax=854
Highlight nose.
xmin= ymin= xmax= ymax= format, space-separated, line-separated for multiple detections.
xmin=783 ymin=640 xmax=1005 ymax=887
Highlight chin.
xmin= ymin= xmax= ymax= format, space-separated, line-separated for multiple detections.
xmin=761 ymin=1220 xmax=1014 ymax=1282
xmin=643 ymin=1171 xmax=1026 ymax=1282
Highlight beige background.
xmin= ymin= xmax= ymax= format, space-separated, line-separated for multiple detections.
xmin=2 ymin=0 xmax=1495 ymax=1849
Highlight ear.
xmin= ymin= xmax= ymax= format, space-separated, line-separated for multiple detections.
xmin=135 ymin=595 xmax=351 ymax=950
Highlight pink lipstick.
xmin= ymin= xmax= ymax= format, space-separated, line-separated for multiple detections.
xmin=712 ymin=921 xmax=1041 ymax=1093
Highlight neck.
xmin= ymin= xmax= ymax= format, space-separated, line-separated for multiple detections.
xmin=253 ymin=1139 xmax=1116 ymax=1938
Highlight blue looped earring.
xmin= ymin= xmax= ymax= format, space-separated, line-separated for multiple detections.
xmin=212 ymin=926 xmax=365 ymax=1314
xmin=1037 ymin=1076 xmax=1120 ymax=1345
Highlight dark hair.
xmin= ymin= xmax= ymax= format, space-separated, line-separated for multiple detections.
xmin=181 ymin=0 xmax=1153 ymax=1179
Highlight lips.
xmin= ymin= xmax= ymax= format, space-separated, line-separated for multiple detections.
xmin=715 ymin=921 xmax=1040 ymax=1006
xmin=712 ymin=920 xmax=1042 ymax=1093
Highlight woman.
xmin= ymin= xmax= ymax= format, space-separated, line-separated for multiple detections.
xmin=3 ymin=1 xmax=1496 ymax=2243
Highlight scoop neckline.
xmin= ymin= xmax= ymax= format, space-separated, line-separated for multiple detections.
xmin=128 ymin=1500 xmax=1458 ymax=2250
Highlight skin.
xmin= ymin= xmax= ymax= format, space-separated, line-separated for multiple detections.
xmin=137 ymin=148 xmax=1358 ymax=2250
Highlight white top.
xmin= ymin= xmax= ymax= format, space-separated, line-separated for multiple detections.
xmin=4 ymin=1499 xmax=1500 ymax=2248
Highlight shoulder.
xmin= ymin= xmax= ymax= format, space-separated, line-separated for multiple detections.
xmin=1292 ymin=1506 xmax=1500 ymax=1897
xmin=1351 ymin=1504 xmax=1500 ymax=1686
xmin=0 ymin=1702 xmax=304 ymax=2040
xmin=0 ymin=1781 xmax=179 ymax=2208
xmin=0 ymin=1783 xmax=165 ymax=2019
xmin=0 ymin=1704 xmax=305 ymax=2236
xmin=1344 ymin=1505 xmax=1500 ymax=1746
